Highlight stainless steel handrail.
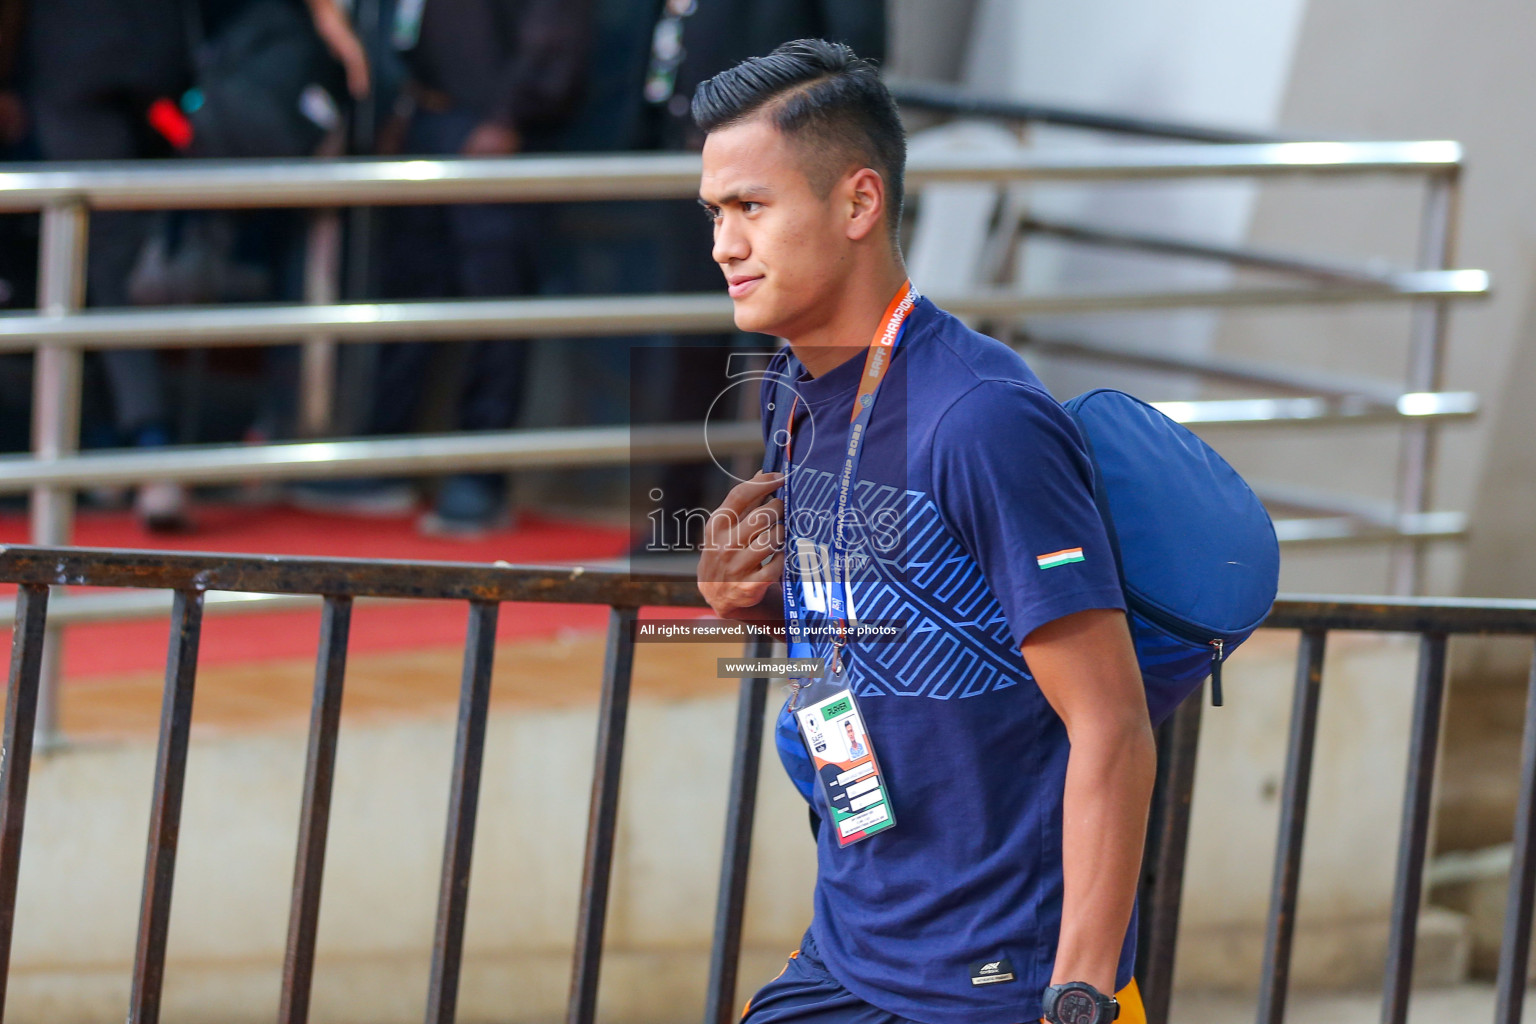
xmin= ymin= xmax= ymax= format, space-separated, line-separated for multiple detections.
xmin=0 ymin=272 xmax=1490 ymax=351
xmin=0 ymin=142 xmax=1463 ymax=211
xmin=0 ymin=422 xmax=759 ymax=490
xmin=0 ymin=392 xmax=1484 ymax=494
xmin=0 ymin=140 xmax=1486 ymax=742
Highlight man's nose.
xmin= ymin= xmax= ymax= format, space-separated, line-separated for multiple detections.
xmin=712 ymin=213 xmax=748 ymax=266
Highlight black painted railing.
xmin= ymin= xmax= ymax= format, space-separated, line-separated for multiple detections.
xmin=2 ymin=546 xmax=1535 ymax=1024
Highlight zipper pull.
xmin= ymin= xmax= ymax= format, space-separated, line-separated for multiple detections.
xmin=1209 ymin=639 xmax=1225 ymax=707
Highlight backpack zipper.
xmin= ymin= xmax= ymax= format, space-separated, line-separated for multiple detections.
xmin=1127 ymin=592 xmax=1227 ymax=708
xmin=1209 ymin=639 xmax=1225 ymax=707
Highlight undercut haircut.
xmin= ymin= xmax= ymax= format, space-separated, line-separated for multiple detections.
xmin=692 ymin=39 xmax=907 ymax=243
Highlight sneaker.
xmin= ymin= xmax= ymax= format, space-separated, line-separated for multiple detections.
xmin=136 ymin=481 xmax=194 ymax=533
xmin=417 ymin=474 xmax=514 ymax=539
xmin=288 ymin=477 xmax=419 ymax=517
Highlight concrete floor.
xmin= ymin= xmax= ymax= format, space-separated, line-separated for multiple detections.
xmin=1171 ymin=983 xmax=1536 ymax=1024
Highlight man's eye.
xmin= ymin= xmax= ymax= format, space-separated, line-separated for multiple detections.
xmin=742 ymin=201 xmax=762 ymax=214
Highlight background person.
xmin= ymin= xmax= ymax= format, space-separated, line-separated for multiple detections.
xmin=361 ymin=0 xmax=592 ymax=536
xmin=20 ymin=0 xmax=368 ymax=532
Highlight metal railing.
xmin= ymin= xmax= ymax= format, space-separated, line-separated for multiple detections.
xmin=889 ymin=77 xmax=1288 ymax=143
xmin=0 ymin=140 xmax=1491 ymax=742
xmin=1249 ymin=596 xmax=1536 ymax=1024
xmin=890 ymin=85 xmax=1481 ymax=597
xmin=0 ymin=144 xmax=1489 ymax=548
xmin=0 ymin=143 xmax=1488 ymax=549
xmin=3 ymin=545 xmax=1536 ymax=1024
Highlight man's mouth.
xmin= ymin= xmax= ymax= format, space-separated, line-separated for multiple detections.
xmin=727 ymin=274 xmax=763 ymax=299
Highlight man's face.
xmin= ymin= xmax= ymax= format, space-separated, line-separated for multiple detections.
xmin=699 ymin=117 xmax=851 ymax=338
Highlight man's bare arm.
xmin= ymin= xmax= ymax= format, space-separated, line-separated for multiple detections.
xmin=306 ymin=0 xmax=370 ymax=99
xmin=1024 ymin=608 xmax=1156 ymax=995
xmin=697 ymin=471 xmax=787 ymax=625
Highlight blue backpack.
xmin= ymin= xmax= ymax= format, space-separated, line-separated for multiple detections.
xmin=760 ymin=353 xmax=1279 ymax=729
xmin=1062 ymin=389 xmax=1280 ymax=723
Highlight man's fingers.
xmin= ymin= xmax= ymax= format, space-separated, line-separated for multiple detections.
xmin=715 ymin=472 xmax=786 ymax=518
xmin=706 ymin=475 xmax=784 ymax=545
xmin=747 ymin=550 xmax=785 ymax=583
xmin=745 ymin=496 xmax=784 ymax=530
xmin=741 ymin=498 xmax=784 ymax=551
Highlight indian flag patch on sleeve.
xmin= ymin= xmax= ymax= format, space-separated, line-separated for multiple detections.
xmin=1036 ymin=547 xmax=1085 ymax=570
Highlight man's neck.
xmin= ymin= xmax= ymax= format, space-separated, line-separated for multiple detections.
xmin=789 ymin=262 xmax=910 ymax=378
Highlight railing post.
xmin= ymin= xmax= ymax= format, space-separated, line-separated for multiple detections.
xmin=1390 ymin=170 xmax=1459 ymax=596
xmin=703 ymin=637 xmax=772 ymax=1024
xmin=425 ymin=599 xmax=500 ymax=1024
xmin=299 ymin=210 xmax=342 ymax=438
xmin=29 ymin=201 xmax=88 ymax=749
xmin=1256 ymin=629 xmax=1328 ymax=1024
xmin=1380 ymin=632 xmax=1449 ymax=1024
xmin=0 ymin=585 xmax=50 ymax=1022
xmin=279 ymin=596 xmax=353 ymax=1024
xmin=129 ymin=589 xmax=206 ymax=1024
xmin=568 ymin=607 xmax=638 ymax=1024
xmin=1136 ymin=691 xmax=1203 ymax=1024
xmin=1494 ymin=641 xmax=1536 ymax=1024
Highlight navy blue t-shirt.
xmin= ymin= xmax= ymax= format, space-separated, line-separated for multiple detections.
xmin=763 ymin=297 xmax=1133 ymax=1024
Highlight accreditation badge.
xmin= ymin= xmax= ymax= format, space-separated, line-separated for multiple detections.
xmin=793 ymin=667 xmax=895 ymax=845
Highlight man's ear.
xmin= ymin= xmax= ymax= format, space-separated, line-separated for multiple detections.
xmin=844 ymin=167 xmax=885 ymax=242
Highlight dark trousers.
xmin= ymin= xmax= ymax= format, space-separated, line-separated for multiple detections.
xmin=372 ymin=109 xmax=539 ymax=435
xmin=32 ymin=94 xmax=172 ymax=435
xmin=28 ymin=0 xmax=188 ymax=436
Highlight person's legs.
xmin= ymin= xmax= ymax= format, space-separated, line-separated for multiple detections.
xmin=416 ymin=159 xmax=543 ymax=536
xmin=288 ymin=201 xmax=450 ymax=516
xmin=451 ymin=202 xmax=541 ymax=432
xmin=32 ymin=93 xmax=187 ymax=529
xmin=373 ymin=196 xmax=458 ymax=433
xmin=33 ymin=96 xmax=169 ymax=434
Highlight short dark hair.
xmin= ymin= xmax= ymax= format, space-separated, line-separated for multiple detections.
xmin=692 ymin=39 xmax=906 ymax=241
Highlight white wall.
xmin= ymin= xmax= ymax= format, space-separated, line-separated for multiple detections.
xmin=1205 ymin=0 xmax=1536 ymax=601
xmin=959 ymin=0 xmax=1308 ymax=400
xmin=952 ymin=0 xmax=1536 ymax=603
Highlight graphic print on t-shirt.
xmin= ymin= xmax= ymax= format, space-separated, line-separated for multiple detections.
xmin=785 ymin=466 xmax=1033 ymax=701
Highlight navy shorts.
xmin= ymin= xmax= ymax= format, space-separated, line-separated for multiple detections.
xmin=742 ymin=929 xmax=1148 ymax=1024
xmin=741 ymin=929 xmax=922 ymax=1024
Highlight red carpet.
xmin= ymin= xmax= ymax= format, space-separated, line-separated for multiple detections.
xmin=1 ymin=505 xmax=641 ymax=680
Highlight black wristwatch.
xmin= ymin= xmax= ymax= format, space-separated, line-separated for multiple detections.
xmin=1042 ymin=981 xmax=1119 ymax=1024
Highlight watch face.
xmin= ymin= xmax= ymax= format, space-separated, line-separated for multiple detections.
xmin=1057 ymin=988 xmax=1101 ymax=1024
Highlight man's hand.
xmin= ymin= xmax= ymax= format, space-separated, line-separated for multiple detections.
xmin=697 ymin=471 xmax=786 ymax=621
xmin=307 ymin=0 xmax=370 ymax=99
xmin=461 ymin=121 xmax=521 ymax=157
xmin=1025 ymin=608 xmax=1156 ymax=997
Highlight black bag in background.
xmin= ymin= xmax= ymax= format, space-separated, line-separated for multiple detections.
xmin=185 ymin=0 xmax=349 ymax=158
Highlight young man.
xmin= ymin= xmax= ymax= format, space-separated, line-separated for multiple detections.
xmin=694 ymin=41 xmax=1157 ymax=1024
